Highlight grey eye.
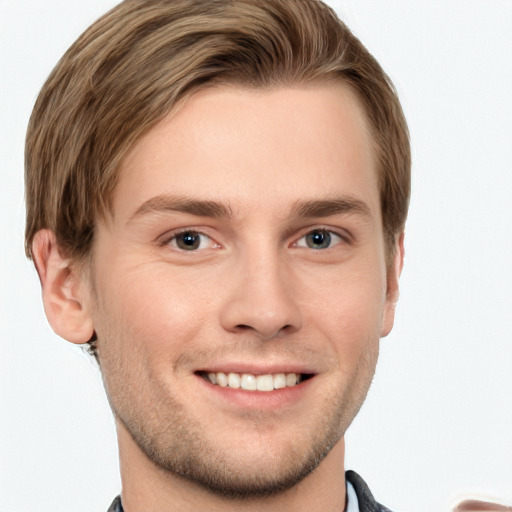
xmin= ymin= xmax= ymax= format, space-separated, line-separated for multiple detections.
xmin=172 ymin=231 xmax=204 ymax=250
xmin=305 ymin=230 xmax=332 ymax=249
xmin=296 ymin=229 xmax=342 ymax=250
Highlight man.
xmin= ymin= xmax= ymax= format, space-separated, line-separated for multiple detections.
xmin=25 ymin=0 xmax=410 ymax=510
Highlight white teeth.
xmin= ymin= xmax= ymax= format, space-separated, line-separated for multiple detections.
xmin=273 ymin=373 xmax=286 ymax=389
xmin=216 ymin=372 xmax=228 ymax=387
xmin=241 ymin=373 xmax=257 ymax=390
xmin=286 ymin=373 xmax=298 ymax=386
xmin=206 ymin=371 xmax=302 ymax=391
xmin=227 ymin=372 xmax=240 ymax=388
xmin=256 ymin=374 xmax=274 ymax=391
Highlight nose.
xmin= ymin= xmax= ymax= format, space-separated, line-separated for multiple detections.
xmin=219 ymin=251 xmax=303 ymax=340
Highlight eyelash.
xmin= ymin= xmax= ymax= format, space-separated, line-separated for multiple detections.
xmin=159 ymin=227 xmax=350 ymax=252
xmin=160 ymin=229 xmax=219 ymax=251
xmin=294 ymin=228 xmax=346 ymax=250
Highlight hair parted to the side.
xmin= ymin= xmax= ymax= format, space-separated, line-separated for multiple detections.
xmin=25 ymin=0 xmax=410 ymax=263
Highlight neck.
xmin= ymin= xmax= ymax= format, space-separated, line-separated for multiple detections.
xmin=117 ymin=423 xmax=347 ymax=512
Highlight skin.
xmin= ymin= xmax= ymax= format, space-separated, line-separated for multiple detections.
xmin=33 ymin=83 xmax=403 ymax=512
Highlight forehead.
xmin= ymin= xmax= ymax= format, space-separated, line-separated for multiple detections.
xmin=112 ymin=83 xmax=379 ymax=222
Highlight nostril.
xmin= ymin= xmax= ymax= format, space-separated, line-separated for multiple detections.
xmin=233 ymin=322 xmax=295 ymax=341
xmin=220 ymin=291 xmax=302 ymax=339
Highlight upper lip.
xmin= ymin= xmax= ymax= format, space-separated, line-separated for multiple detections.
xmin=195 ymin=362 xmax=317 ymax=375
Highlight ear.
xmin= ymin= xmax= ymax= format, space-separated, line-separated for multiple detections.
xmin=32 ymin=229 xmax=94 ymax=344
xmin=380 ymin=232 xmax=405 ymax=338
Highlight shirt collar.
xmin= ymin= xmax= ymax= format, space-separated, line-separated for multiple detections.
xmin=346 ymin=479 xmax=360 ymax=512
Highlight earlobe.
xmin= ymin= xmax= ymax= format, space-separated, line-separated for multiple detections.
xmin=380 ymin=232 xmax=405 ymax=338
xmin=32 ymin=229 xmax=94 ymax=344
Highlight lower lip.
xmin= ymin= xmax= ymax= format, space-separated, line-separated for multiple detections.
xmin=195 ymin=374 xmax=315 ymax=410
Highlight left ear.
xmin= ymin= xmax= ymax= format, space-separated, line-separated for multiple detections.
xmin=380 ymin=232 xmax=405 ymax=338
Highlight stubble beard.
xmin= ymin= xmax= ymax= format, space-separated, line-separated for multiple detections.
xmin=109 ymin=346 xmax=378 ymax=500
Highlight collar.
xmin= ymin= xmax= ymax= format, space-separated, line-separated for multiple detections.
xmin=107 ymin=470 xmax=392 ymax=512
xmin=346 ymin=478 xmax=360 ymax=512
xmin=345 ymin=470 xmax=393 ymax=512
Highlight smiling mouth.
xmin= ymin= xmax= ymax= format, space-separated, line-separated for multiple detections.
xmin=197 ymin=371 xmax=314 ymax=392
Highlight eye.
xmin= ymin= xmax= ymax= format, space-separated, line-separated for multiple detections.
xmin=295 ymin=229 xmax=343 ymax=250
xmin=168 ymin=230 xmax=216 ymax=251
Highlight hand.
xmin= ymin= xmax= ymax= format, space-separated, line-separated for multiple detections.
xmin=453 ymin=499 xmax=512 ymax=512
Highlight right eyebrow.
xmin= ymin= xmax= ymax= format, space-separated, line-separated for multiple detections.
xmin=127 ymin=194 xmax=232 ymax=224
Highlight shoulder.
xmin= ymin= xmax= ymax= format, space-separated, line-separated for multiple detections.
xmin=106 ymin=496 xmax=123 ymax=512
xmin=346 ymin=470 xmax=394 ymax=512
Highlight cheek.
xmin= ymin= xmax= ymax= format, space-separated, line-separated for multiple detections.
xmin=95 ymin=264 xmax=216 ymax=362
xmin=302 ymin=264 xmax=387 ymax=356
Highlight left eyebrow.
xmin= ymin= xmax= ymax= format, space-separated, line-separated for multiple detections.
xmin=289 ymin=196 xmax=372 ymax=220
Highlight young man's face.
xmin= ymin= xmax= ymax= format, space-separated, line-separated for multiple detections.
xmin=87 ymin=84 xmax=400 ymax=496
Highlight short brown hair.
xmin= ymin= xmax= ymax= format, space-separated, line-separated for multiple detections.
xmin=25 ymin=0 xmax=410 ymax=261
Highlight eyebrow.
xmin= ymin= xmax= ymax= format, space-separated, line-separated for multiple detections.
xmin=128 ymin=194 xmax=232 ymax=223
xmin=128 ymin=194 xmax=372 ymax=223
xmin=290 ymin=196 xmax=372 ymax=220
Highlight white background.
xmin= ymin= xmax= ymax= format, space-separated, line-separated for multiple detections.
xmin=1 ymin=1 xmax=511 ymax=511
